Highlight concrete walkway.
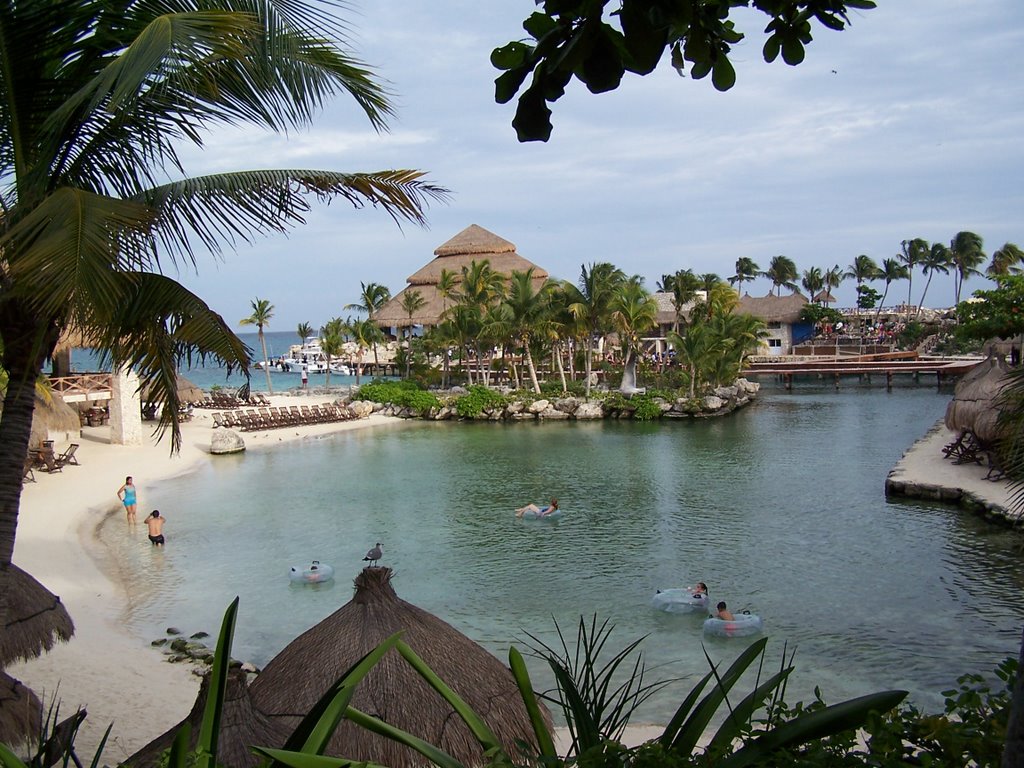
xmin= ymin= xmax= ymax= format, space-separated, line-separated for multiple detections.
xmin=886 ymin=420 xmax=1020 ymax=525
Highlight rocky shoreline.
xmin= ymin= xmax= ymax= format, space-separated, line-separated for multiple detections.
xmin=356 ymin=378 xmax=760 ymax=422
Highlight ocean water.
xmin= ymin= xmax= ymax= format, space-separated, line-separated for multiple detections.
xmin=96 ymin=385 xmax=1024 ymax=723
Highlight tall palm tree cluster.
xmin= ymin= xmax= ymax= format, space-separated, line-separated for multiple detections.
xmin=388 ymin=261 xmax=765 ymax=400
xmin=727 ymin=232 xmax=1022 ymax=316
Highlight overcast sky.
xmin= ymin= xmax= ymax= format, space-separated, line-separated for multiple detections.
xmin=173 ymin=1 xmax=1024 ymax=331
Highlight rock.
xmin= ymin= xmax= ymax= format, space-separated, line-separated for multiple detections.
xmin=574 ymin=401 xmax=604 ymax=420
xmin=554 ymin=397 xmax=581 ymax=413
xmin=539 ymin=408 xmax=569 ymax=420
xmin=702 ymin=395 xmax=725 ymax=411
xmin=151 ymin=638 xmax=168 ymax=647
xmin=714 ymin=385 xmax=738 ymax=400
xmin=166 ymin=627 xmax=182 ymax=635
xmin=349 ymin=400 xmax=374 ymax=419
xmin=211 ymin=429 xmax=245 ymax=455
xmin=190 ymin=631 xmax=209 ymax=639
xmin=505 ymin=400 xmax=524 ymax=414
xmin=510 ymin=411 xmax=535 ymax=420
xmin=169 ymin=638 xmax=190 ymax=652
xmin=240 ymin=661 xmax=261 ymax=674
xmin=527 ymin=399 xmax=550 ymax=414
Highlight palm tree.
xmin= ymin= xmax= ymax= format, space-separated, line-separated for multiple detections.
xmin=319 ymin=318 xmax=345 ymax=388
xmin=343 ymin=317 xmax=381 ymax=386
xmin=949 ymin=231 xmax=986 ymax=304
xmin=241 ymin=299 xmax=275 ymax=394
xmin=764 ymin=256 xmax=799 ymax=296
xmin=436 ymin=269 xmax=459 ymax=386
xmin=729 ymin=257 xmax=762 ymax=296
xmin=801 ymin=267 xmax=824 ymax=302
xmin=296 ymin=322 xmax=314 ymax=346
xmin=566 ymin=262 xmax=626 ymax=397
xmin=457 ymin=260 xmax=507 ymax=386
xmin=661 ymin=269 xmax=701 ymax=333
xmin=874 ymin=258 xmax=910 ymax=322
xmin=987 ymin=243 xmax=1024 ymax=277
xmin=490 ymin=268 xmax=554 ymax=393
xmin=823 ymin=265 xmax=845 ymax=300
xmin=609 ymin=278 xmax=658 ymax=393
xmin=846 ymin=254 xmax=881 ymax=288
xmin=344 ymin=282 xmax=391 ymax=373
xmin=400 ymin=290 xmax=426 ymax=379
xmin=917 ymin=243 xmax=952 ymax=315
xmin=898 ymin=238 xmax=930 ymax=318
xmin=0 ymin=0 xmax=447 ymax=618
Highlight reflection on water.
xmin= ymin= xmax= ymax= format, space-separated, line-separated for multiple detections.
xmin=97 ymin=386 xmax=1024 ymax=721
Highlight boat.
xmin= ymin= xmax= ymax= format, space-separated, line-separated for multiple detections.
xmin=702 ymin=612 xmax=763 ymax=638
xmin=255 ymin=341 xmax=352 ymax=375
xmin=651 ymin=589 xmax=709 ymax=614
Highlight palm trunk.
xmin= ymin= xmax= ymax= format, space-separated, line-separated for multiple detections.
xmin=875 ymin=284 xmax=890 ymax=324
xmin=325 ymin=353 xmax=332 ymax=388
xmin=555 ymin=345 xmax=567 ymax=392
xmin=584 ymin=332 xmax=594 ymax=398
xmin=689 ymin=362 xmax=697 ymax=398
xmin=619 ymin=348 xmax=638 ymax=393
xmin=917 ymin=274 xmax=934 ymax=317
xmin=259 ymin=329 xmax=273 ymax=394
xmin=0 ymin=316 xmax=56 ymax=628
xmin=524 ymin=343 xmax=541 ymax=394
xmin=406 ymin=329 xmax=412 ymax=379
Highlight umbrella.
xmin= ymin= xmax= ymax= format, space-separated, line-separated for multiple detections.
xmin=944 ymin=353 xmax=1011 ymax=443
xmin=0 ymin=671 xmax=42 ymax=748
xmin=141 ymin=373 xmax=206 ymax=405
xmin=128 ymin=667 xmax=290 ymax=768
xmin=249 ymin=567 xmax=551 ymax=768
xmin=0 ymin=565 xmax=75 ymax=667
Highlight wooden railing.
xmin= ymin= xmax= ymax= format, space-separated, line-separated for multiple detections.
xmin=49 ymin=373 xmax=113 ymax=400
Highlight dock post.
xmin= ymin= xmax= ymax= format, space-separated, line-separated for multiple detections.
xmin=834 ymin=372 xmax=840 ymax=389
xmin=887 ymin=371 xmax=893 ymax=391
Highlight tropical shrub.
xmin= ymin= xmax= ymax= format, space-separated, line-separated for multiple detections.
xmin=630 ymin=396 xmax=662 ymax=421
xmin=356 ymin=380 xmax=440 ymax=413
xmin=453 ymin=386 xmax=511 ymax=418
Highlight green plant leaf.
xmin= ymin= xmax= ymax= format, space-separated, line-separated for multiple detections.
xmin=167 ymin=722 xmax=192 ymax=768
xmin=0 ymin=742 xmax=29 ymax=768
xmin=344 ymin=708 xmax=466 ymax=768
xmin=719 ymin=690 xmax=907 ymax=767
xmin=196 ymin=596 xmax=240 ymax=768
xmin=509 ymin=646 xmax=557 ymax=758
xmin=711 ymin=55 xmax=736 ymax=91
xmin=396 ymin=640 xmax=501 ymax=749
xmin=254 ymin=748 xmax=383 ymax=768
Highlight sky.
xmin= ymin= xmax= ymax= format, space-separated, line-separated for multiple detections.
xmin=170 ymin=1 xmax=1024 ymax=331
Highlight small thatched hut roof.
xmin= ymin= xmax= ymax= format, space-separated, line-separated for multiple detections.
xmin=944 ymin=353 xmax=1010 ymax=442
xmin=373 ymin=225 xmax=549 ymax=328
xmin=736 ymin=293 xmax=808 ymax=323
xmin=812 ymin=290 xmax=836 ymax=304
xmin=0 ymin=671 xmax=42 ymax=747
xmin=141 ymin=373 xmax=206 ymax=405
xmin=0 ymin=565 xmax=75 ymax=666
xmin=128 ymin=667 xmax=290 ymax=768
xmin=249 ymin=567 xmax=550 ymax=768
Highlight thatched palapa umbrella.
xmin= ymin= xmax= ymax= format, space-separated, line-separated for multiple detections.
xmin=0 ymin=565 xmax=75 ymax=667
xmin=945 ymin=353 xmax=1011 ymax=443
xmin=128 ymin=667 xmax=291 ymax=768
xmin=141 ymin=373 xmax=206 ymax=405
xmin=249 ymin=567 xmax=551 ymax=768
xmin=0 ymin=671 xmax=42 ymax=748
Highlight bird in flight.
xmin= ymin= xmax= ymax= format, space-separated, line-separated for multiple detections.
xmin=363 ymin=542 xmax=383 ymax=566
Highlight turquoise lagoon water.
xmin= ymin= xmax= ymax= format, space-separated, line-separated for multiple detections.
xmin=96 ymin=385 xmax=1024 ymax=723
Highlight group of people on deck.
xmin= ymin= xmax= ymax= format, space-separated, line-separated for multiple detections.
xmin=686 ymin=581 xmax=734 ymax=619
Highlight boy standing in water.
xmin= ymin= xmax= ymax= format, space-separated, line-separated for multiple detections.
xmin=146 ymin=510 xmax=165 ymax=546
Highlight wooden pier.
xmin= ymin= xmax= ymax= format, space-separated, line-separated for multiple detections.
xmin=742 ymin=355 xmax=982 ymax=391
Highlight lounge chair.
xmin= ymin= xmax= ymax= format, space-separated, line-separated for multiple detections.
xmin=38 ymin=448 xmax=62 ymax=473
xmin=22 ymin=455 xmax=36 ymax=483
xmin=54 ymin=443 xmax=80 ymax=467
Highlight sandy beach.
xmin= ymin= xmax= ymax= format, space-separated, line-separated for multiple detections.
xmin=6 ymin=402 xmax=1017 ymax=763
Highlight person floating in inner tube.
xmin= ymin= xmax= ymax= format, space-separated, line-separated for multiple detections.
xmin=716 ymin=601 xmax=735 ymax=621
xmin=689 ymin=582 xmax=708 ymax=598
xmin=515 ymin=498 xmax=558 ymax=518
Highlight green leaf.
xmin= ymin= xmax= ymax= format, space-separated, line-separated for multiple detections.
xmin=513 ymin=81 xmax=553 ymax=142
xmin=657 ymin=670 xmax=714 ymax=747
xmin=711 ymin=55 xmax=736 ymax=91
xmin=580 ymin=26 xmax=626 ymax=93
xmin=167 ymin=723 xmax=192 ymax=768
xmin=781 ymin=37 xmax=806 ymax=65
xmin=0 ymin=742 xmax=30 ymax=768
xmin=509 ymin=646 xmax=558 ymax=759
xmin=491 ymin=42 xmax=530 ymax=71
xmin=762 ymin=34 xmax=781 ymax=63
xmin=523 ymin=12 xmax=558 ymax=40
xmin=195 ymin=597 xmax=240 ymax=768
xmin=255 ymin=749 xmax=383 ymax=768
xmin=495 ymin=66 xmax=532 ymax=104
xmin=718 ymin=690 xmax=908 ymax=768
xmin=619 ymin=2 xmax=668 ymax=75
xmin=344 ymin=708 xmax=465 ymax=768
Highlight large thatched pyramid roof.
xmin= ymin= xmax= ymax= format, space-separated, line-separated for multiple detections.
xmin=373 ymin=225 xmax=549 ymax=328
xmin=0 ymin=671 xmax=42 ymax=747
xmin=945 ymin=352 xmax=1011 ymax=442
xmin=0 ymin=564 xmax=75 ymax=667
xmin=249 ymin=567 xmax=550 ymax=768
xmin=128 ymin=667 xmax=291 ymax=768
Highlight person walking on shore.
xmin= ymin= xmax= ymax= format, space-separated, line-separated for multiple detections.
xmin=145 ymin=510 xmax=165 ymax=546
xmin=117 ymin=476 xmax=138 ymax=524
xmin=300 ymin=364 xmax=309 ymax=389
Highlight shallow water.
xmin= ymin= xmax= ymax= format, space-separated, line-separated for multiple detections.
xmin=98 ymin=384 xmax=1024 ymax=723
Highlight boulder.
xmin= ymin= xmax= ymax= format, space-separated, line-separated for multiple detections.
xmin=554 ymin=397 xmax=581 ymax=413
xmin=574 ymin=401 xmax=605 ymax=420
xmin=211 ymin=429 xmax=245 ymax=455
xmin=539 ymin=408 xmax=569 ymax=420
xmin=527 ymin=399 xmax=550 ymax=414
xmin=702 ymin=395 xmax=725 ymax=411
xmin=349 ymin=400 xmax=374 ymax=419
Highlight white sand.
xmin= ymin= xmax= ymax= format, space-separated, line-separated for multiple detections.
xmin=7 ymin=406 xmax=1014 ymax=762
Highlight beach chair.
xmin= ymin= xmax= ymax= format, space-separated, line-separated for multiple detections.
xmin=259 ymin=408 xmax=279 ymax=428
xmin=300 ymin=405 xmax=314 ymax=424
xmin=22 ymin=454 xmax=36 ymax=483
xmin=289 ymin=405 xmax=302 ymax=424
xmin=54 ymin=443 xmax=80 ymax=467
xmin=38 ymin=448 xmax=62 ymax=473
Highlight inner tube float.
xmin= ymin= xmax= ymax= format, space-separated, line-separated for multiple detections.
xmin=520 ymin=507 xmax=562 ymax=520
xmin=289 ymin=560 xmax=334 ymax=584
xmin=702 ymin=612 xmax=763 ymax=638
xmin=651 ymin=589 xmax=709 ymax=614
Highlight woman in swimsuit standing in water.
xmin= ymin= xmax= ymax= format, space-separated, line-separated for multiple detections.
xmin=117 ymin=476 xmax=138 ymax=523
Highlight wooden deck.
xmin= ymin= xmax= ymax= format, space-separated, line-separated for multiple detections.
xmin=742 ymin=357 xmax=982 ymax=390
xmin=49 ymin=373 xmax=113 ymax=403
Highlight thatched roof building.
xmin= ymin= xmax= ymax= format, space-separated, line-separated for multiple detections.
xmin=736 ymin=293 xmax=808 ymax=323
xmin=0 ymin=565 xmax=74 ymax=667
xmin=945 ymin=353 xmax=1011 ymax=443
xmin=128 ymin=667 xmax=291 ymax=768
xmin=249 ymin=567 xmax=550 ymax=768
xmin=373 ymin=225 xmax=549 ymax=328
xmin=0 ymin=671 xmax=42 ymax=748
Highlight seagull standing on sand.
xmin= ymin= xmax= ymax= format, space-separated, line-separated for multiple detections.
xmin=363 ymin=542 xmax=383 ymax=566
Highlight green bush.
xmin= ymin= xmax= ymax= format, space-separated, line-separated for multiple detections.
xmin=631 ymin=396 xmax=663 ymax=421
xmin=453 ymin=385 xmax=511 ymax=418
xmin=355 ymin=380 xmax=440 ymax=413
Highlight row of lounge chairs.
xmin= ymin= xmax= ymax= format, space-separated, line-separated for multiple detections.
xmin=23 ymin=442 xmax=80 ymax=483
xmin=196 ymin=391 xmax=271 ymax=410
xmin=211 ymin=404 xmax=356 ymax=431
